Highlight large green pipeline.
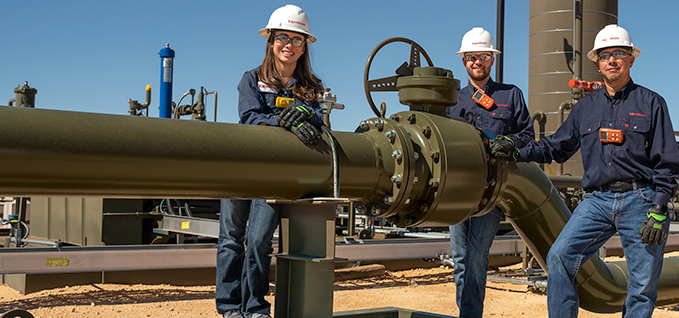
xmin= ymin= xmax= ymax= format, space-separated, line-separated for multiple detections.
xmin=501 ymin=162 xmax=679 ymax=312
xmin=0 ymin=106 xmax=496 ymax=227
xmin=0 ymin=107 xmax=375 ymax=199
xmin=2 ymin=105 xmax=679 ymax=312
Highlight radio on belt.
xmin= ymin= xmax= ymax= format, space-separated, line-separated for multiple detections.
xmin=472 ymin=89 xmax=494 ymax=109
xmin=600 ymin=128 xmax=623 ymax=143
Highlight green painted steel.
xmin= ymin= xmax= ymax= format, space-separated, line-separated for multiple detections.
xmin=354 ymin=111 xmax=497 ymax=227
xmin=500 ymin=162 xmax=679 ymax=313
xmin=396 ymin=67 xmax=460 ymax=116
xmin=0 ymin=106 xmax=376 ymax=200
xmin=275 ymin=203 xmax=337 ymax=318
xmin=30 ymin=197 xmax=104 ymax=246
xmin=334 ymin=307 xmax=453 ymax=317
xmin=0 ymin=106 xmax=496 ymax=228
xmin=13 ymin=82 xmax=37 ymax=108
xmin=1 ymin=104 xmax=679 ymax=312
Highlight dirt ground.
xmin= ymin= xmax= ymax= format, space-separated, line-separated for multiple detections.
xmin=2 ymin=259 xmax=679 ymax=318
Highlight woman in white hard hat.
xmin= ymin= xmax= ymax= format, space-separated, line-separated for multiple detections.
xmin=215 ymin=4 xmax=324 ymax=318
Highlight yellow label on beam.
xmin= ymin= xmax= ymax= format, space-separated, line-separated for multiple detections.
xmin=181 ymin=221 xmax=190 ymax=229
xmin=46 ymin=257 xmax=69 ymax=267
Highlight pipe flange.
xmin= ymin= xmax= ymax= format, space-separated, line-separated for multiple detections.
xmin=389 ymin=112 xmax=441 ymax=225
xmin=354 ymin=111 xmax=493 ymax=227
xmin=396 ymin=113 xmax=490 ymax=227
xmin=470 ymin=130 xmax=508 ymax=217
xmin=353 ymin=116 xmax=416 ymax=219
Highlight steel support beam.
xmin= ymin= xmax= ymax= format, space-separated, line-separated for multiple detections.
xmin=0 ymin=244 xmax=216 ymax=274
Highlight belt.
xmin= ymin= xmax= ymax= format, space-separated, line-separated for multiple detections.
xmin=590 ymin=180 xmax=648 ymax=192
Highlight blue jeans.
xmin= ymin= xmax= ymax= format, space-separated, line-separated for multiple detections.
xmin=216 ymin=199 xmax=279 ymax=316
xmin=547 ymin=186 xmax=666 ymax=318
xmin=449 ymin=207 xmax=502 ymax=318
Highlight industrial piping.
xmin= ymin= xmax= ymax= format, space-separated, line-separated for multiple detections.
xmin=501 ymin=162 xmax=679 ymax=312
xmin=0 ymin=104 xmax=497 ymax=228
xmin=0 ymin=65 xmax=679 ymax=312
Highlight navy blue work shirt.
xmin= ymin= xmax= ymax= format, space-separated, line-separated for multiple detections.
xmin=237 ymin=66 xmax=324 ymax=126
xmin=518 ymin=79 xmax=679 ymax=205
xmin=447 ymin=78 xmax=535 ymax=148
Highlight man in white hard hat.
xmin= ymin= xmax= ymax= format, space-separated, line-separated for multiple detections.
xmin=447 ymin=27 xmax=534 ymax=318
xmin=495 ymin=24 xmax=679 ymax=317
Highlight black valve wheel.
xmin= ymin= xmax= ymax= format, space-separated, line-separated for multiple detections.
xmin=363 ymin=37 xmax=434 ymax=118
xmin=1 ymin=309 xmax=34 ymax=318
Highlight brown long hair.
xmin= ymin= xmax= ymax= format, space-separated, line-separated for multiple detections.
xmin=258 ymin=31 xmax=323 ymax=102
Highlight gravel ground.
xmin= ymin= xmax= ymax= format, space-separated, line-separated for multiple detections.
xmin=2 ymin=259 xmax=679 ymax=318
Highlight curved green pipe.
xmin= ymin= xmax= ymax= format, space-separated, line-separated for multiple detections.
xmin=501 ymin=162 xmax=679 ymax=312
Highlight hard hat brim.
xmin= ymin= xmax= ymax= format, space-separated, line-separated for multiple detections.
xmin=456 ymin=48 xmax=502 ymax=56
xmin=259 ymin=28 xmax=317 ymax=44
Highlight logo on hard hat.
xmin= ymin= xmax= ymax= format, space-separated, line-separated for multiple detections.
xmin=609 ymin=37 xmax=619 ymax=40
xmin=472 ymin=42 xmax=487 ymax=45
xmin=288 ymin=20 xmax=306 ymax=26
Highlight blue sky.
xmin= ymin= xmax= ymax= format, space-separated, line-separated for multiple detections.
xmin=1 ymin=1 xmax=677 ymax=133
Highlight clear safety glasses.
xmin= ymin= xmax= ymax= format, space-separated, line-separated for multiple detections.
xmin=598 ymin=50 xmax=630 ymax=61
xmin=464 ymin=53 xmax=492 ymax=62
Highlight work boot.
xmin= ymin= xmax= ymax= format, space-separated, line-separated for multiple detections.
xmin=248 ymin=314 xmax=272 ymax=318
xmin=224 ymin=310 xmax=244 ymax=318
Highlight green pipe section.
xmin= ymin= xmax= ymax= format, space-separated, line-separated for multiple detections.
xmin=0 ymin=106 xmax=377 ymax=199
xmin=500 ymin=162 xmax=679 ymax=312
xmin=353 ymin=111 xmax=498 ymax=227
xmin=3 ymin=105 xmax=679 ymax=311
xmin=0 ymin=107 xmax=494 ymax=228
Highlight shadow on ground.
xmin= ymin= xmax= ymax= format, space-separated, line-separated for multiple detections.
xmin=0 ymin=285 xmax=214 ymax=312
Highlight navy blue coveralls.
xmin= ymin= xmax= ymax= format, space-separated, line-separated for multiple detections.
xmin=216 ymin=66 xmax=323 ymax=316
xmin=518 ymin=79 xmax=679 ymax=317
xmin=447 ymin=78 xmax=535 ymax=318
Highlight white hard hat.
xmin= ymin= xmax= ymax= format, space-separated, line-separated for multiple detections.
xmin=456 ymin=27 xmax=501 ymax=56
xmin=587 ymin=24 xmax=641 ymax=62
xmin=259 ymin=4 xmax=316 ymax=44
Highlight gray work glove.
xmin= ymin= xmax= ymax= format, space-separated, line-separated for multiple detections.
xmin=277 ymin=104 xmax=314 ymax=129
xmin=490 ymin=135 xmax=519 ymax=162
xmin=639 ymin=204 xmax=668 ymax=245
xmin=290 ymin=121 xmax=321 ymax=145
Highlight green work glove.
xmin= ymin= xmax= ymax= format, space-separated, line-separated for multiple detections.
xmin=490 ymin=135 xmax=519 ymax=162
xmin=639 ymin=204 xmax=668 ymax=245
xmin=277 ymin=104 xmax=314 ymax=129
xmin=290 ymin=121 xmax=321 ymax=145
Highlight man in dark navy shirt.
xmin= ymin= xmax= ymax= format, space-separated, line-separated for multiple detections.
xmin=498 ymin=24 xmax=679 ymax=317
xmin=446 ymin=27 xmax=534 ymax=318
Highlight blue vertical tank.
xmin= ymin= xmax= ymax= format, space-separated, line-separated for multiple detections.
xmin=159 ymin=44 xmax=175 ymax=118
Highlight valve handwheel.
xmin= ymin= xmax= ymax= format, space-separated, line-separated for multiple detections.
xmin=1 ymin=309 xmax=34 ymax=318
xmin=363 ymin=37 xmax=434 ymax=118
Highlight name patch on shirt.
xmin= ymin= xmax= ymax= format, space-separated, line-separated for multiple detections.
xmin=258 ymin=81 xmax=278 ymax=94
xmin=629 ymin=112 xmax=646 ymax=117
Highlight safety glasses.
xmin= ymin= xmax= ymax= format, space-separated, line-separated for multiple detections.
xmin=465 ymin=53 xmax=492 ymax=62
xmin=274 ymin=34 xmax=305 ymax=47
xmin=598 ymin=50 xmax=630 ymax=61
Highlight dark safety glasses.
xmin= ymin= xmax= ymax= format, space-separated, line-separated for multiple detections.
xmin=598 ymin=50 xmax=630 ymax=61
xmin=464 ymin=53 xmax=492 ymax=62
xmin=274 ymin=34 xmax=305 ymax=47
